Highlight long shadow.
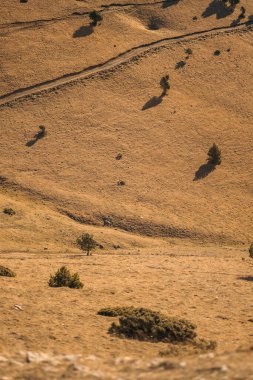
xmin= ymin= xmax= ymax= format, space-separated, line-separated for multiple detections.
xmin=202 ymin=1 xmax=235 ymax=19
xmin=142 ymin=95 xmax=163 ymax=110
xmin=162 ymin=0 xmax=180 ymax=9
xmin=193 ymin=162 xmax=215 ymax=181
xmin=246 ymin=15 xmax=253 ymax=25
xmin=238 ymin=276 xmax=253 ymax=282
xmin=26 ymin=129 xmax=45 ymax=147
xmin=175 ymin=60 xmax=186 ymax=69
xmin=73 ymin=25 xmax=93 ymax=38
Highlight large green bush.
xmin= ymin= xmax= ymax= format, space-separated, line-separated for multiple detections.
xmin=98 ymin=307 xmax=196 ymax=343
xmin=49 ymin=266 xmax=83 ymax=289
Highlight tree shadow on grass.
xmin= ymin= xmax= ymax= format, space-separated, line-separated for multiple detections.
xmin=246 ymin=15 xmax=253 ymax=25
xmin=73 ymin=25 xmax=94 ymax=38
xmin=26 ymin=129 xmax=45 ymax=147
xmin=202 ymin=1 xmax=235 ymax=19
xmin=142 ymin=95 xmax=164 ymax=110
xmin=162 ymin=0 xmax=180 ymax=9
xmin=238 ymin=276 xmax=253 ymax=282
xmin=175 ymin=60 xmax=187 ymax=69
xmin=193 ymin=162 xmax=215 ymax=181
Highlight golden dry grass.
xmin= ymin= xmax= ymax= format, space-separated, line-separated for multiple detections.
xmin=0 ymin=0 xmax=253 ymax=378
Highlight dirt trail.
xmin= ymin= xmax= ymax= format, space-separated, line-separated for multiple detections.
xmin=1 ymin=22 xmax=252 ymax=108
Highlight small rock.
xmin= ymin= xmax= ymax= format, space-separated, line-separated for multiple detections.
xmin=13 ymin=305 xmax=22 ymax=311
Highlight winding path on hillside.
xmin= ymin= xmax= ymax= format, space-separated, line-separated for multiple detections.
xmin=0 ymin=22 xmax=252 ymax=108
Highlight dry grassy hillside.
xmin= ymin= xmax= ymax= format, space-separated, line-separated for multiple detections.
xmin=0 ymin=0 xmax=253 ymax=379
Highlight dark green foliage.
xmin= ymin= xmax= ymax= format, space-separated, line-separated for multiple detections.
xmin=207 ymin=143 xmax=221 ymax=165
xmin=89 ymin=10 xmax=103 ymax=26
xmin=69 ymin=273 xmax=84 ymax=289
xmin=48 ymin=266 xmax=83 ymax=288
xmin=0 ymin=265 xmax=16 ymax=277
xmin=185 ymin=48 xmax=193 ymax=55
xmin=214 ymin=50 xmax=221 ymax=56
xmin=249 ymin=243 xmax=253 ymax=258
xmin=76 ymin=233 xmax=97 ymax=256
xmin=98 ymin=306 xmax=135 ymax=317
xmin=160 ymin=75 xmax=170 ymax=95
xmin=3 ymin=208 xmax=15 ymax=215
xmin=98 ymin=307 xmax=196 ymax=343
xmin=38 ymin=125 xmax=46 ymax=137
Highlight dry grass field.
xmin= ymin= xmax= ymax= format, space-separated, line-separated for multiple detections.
xmin=0 ymin=0 xmax=252 ymax=379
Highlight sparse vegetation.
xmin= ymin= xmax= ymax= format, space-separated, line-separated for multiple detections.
xmin=160 ymin=338 xmax=217 ymax=356
xmin=222 ymin=0 xmax=240 ymax=7
xmin=175 ymin=60 xmax=186 ymax=69
xmin=76 ymin=233 xmax=97 ymax=256
xmin=0 ymin=265 xmax=16 ymax=277
xmin=38 ymin=125 xmax=46 ymax=137
xmin=98 ymin=307 xmax=196 ymax=343
xmin=3 ymin=208 xmax=15 ymax=215
xmin=185 ymin=48 xmax=193 ymax=55
xmin=89 ymin=10 xmax=103 ymax=27
xmin=48 ymin=266 xmax=83 ymax=288
xmin=249 ymin=243 xmax=253 ymax=258
xmin=160 ymin=75 xmax=170 ymax=96
xmin=117 ymin=180 xmax=126 ymax=186
xmin=214 ymin=50 xmax=221 ymax=56
xmin=207 ymin=143 xmax=222 ymax=166
xmin=115 ymin=153 xmax=122 ymax=160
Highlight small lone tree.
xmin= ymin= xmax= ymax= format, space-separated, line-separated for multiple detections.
xmin=160 ymin=75 xmax=170 ymax=96
xmin=77 ymin=233 xmax=96 ymax=256
xmin=207 ymin=143 xmax=221 ymax=166
xmin=89 ymin=10 xmax=103 ymax=27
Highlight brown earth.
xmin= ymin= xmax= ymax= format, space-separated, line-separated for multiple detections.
xmin=0 ymin=0 xmax=252 ymax=378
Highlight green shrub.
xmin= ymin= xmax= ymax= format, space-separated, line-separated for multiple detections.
xmin=89 ymin=10 xmax=103 ymax=26
xmin=76 ymin=233 xmax=96 ymax=256
xmin=49 ymin=266 xmax=83 ymax=288
xmin=38 ymin=125 xmax=46 ymax=137
xmin=185 ymin=48 xmax=193 ymax=55
xmin=69 ymin=273 xmax=84 ymax=289
xmin=0 ymin=265 xmax=16 ymax=277
xmin=98 ymin=306 xmax=135 ymax=317
xmin=98 ymin=307 xmax=196 ymax=343
xmin=207 ymin=143 xmax=221 ymax=165
xmin=160 ymin=75 xmax=170 ymax=95
xmin=3 ymin=208 xmax=15 ymax=215
xmin=249 ymin=243 xmax=253 ymax=258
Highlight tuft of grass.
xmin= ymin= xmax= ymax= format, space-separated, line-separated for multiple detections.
xmin=159 ymin=338 xmax=217 ymax=357
xmin=98 ymin=307 xmax=196 ymax=343
xmin=3 ymin=208 xmax=15 ymax=215
xmin=49 ymin=266 xmax=83 ymax=289
xmin=185 ymin=48 xmax=193 ymax=55
xmin=0 ymin=265 xmax=16 ymax=277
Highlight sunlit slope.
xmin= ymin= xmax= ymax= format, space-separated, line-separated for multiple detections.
xmin=1 ymin=0 xmax=252 ymax=96
xmin=1 ymin=27 xmax=252 ymax=244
